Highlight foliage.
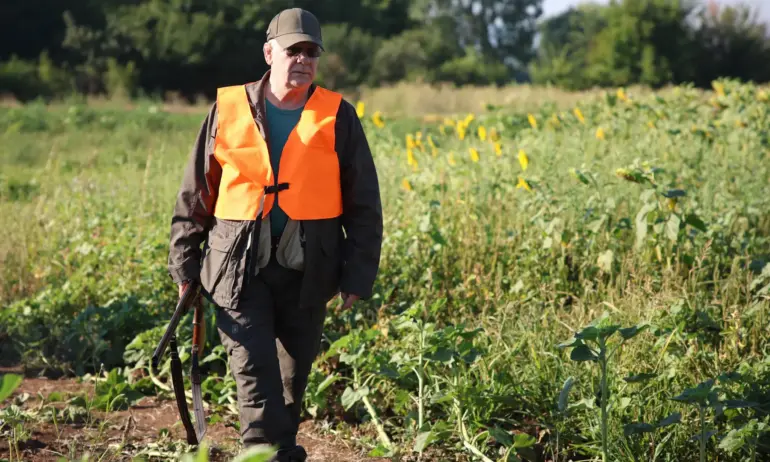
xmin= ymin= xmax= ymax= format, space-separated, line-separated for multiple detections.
xmin=1 ymin=79 xmax=770 ymax=460
xmin=531 ymin=0 xmax=770 ymax=90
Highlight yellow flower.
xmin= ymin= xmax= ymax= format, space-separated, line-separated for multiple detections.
xmin=528 ymin=113 xmax=538 ymax=129
xmin=356 ymin=101 xmax=365 ymax=118
xmin=448 ymin=152 xmax=456 ymax=166
xmin=596 ymin=127 xmax=606 ymax=140
xmin=457 ymin=125 xmax=466 ymax=140
xmin=464 ymin=113 xmax=475 ymax=125
xmin=517 ymin=149 xmax=529 ymax=171
xmin=401 ymin=178 xmax=412 ymax=191
xmin=489 ymin=127 xmax=500 ymax=142
xmin=494 ymin=142 xmax=502 ymax=157
xmin=516 ymin=177 xmax=532 ymax=192
xmin=407 ymin=148 xmax=418 ymax=170
xmin=573 ymin=107 xmax=585 ymax=124
xmin=617 ymin=88 xmax=628 ymax=102
xmin=406 ymin=134 xmax=416 ymax=149
xmin=439 ymin=124 xmax=446 ymax=135
xmin=415 ymin=131 xmax=424 ymax=151
xmin=647 ymin=120 xmax=655 ymax=129
xmin=477 ymin=126 xmax=487 ymax=141
xmin=469 ymin=148 xmax=480 ymax=163
xmin=758 ymin=90 xmax=768 ymax=101
xmin=372 ymin=110 xmax=385 ymax=128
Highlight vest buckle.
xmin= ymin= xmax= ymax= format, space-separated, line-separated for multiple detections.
xmin=264 ymin=183 xmax=289 ymax=194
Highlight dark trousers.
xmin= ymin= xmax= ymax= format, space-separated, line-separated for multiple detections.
xmin=216 ymin=252 xmax=327 ymax=449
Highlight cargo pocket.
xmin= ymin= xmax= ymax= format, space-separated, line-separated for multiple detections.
xmin=200 ymin=221 xmax=239 ymax=308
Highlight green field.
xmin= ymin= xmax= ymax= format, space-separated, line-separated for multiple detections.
xmin=1 ymin=80 xmax=770 ymax=461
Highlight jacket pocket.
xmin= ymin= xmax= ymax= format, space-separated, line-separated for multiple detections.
xmin=200 ymin=220 xmax=240 ymax=308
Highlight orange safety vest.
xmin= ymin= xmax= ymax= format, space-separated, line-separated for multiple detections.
xmin=212 ymin=84 xmax=344 ymax=221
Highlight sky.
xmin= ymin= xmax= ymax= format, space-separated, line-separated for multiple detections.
xmin=542 ymin=0 xmax=769 ymax=22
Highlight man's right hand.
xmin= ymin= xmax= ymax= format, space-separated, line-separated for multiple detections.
xmin=178 ymin=281 xmax=190 ymax=300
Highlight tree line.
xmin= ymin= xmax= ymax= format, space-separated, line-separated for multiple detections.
xmin=0 ymin=0 xmax=768 ymax=102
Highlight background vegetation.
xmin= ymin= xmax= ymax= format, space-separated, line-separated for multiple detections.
xmin=2 ymin=0 xmax=770 ymax=461
xmin=2 ymin=0 xmax=770 ymax=102
xmin=1 ymin=79 xmax=769 ymax=460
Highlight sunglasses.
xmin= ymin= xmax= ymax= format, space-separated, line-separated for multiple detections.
xmin=285 ymin=45 xmax=322 ymax=58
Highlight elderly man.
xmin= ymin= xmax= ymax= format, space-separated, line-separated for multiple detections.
xmin=166 ymin=7 xmax=383 ymax=461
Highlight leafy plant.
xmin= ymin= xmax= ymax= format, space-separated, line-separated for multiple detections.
xmin=559 ymin=312 xmax=649 ymax=461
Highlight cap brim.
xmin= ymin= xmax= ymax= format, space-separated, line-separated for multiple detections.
xmin=275 ymin=33 xmax=324 ymax=51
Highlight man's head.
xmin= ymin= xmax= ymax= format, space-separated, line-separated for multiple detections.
xmin=264 ymin=8 xmax=323 ymax=89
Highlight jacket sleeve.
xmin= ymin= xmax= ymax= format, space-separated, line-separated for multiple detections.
xmin=337 ymin=100 xmax=384 ymax=299
xmin=167 ymin=103 xmax=221 ymax=285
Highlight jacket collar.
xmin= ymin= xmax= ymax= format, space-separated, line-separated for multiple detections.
xmin=246 ymin=69 xmax=317 ymax=138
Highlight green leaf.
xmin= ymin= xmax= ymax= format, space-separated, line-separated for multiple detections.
xmin=623 ymin=373 xmax=656 ymax=383
xmin=666 ymin=213 xmax=682 ymax=242
xmin=570 ymin=345 xmax=598 ymax=362
xmin=671 ymin=379 xmax=714 ymax=404
xmin=0 ymin=374 xmax=23 ymax=403
xmin=662 ymin=189 xmax=686 ymax=198
xmin=513 ymin=433 xmax=536 ymax=448
xmin=414 ymin=431 xmax=437 ymax=453
xmin=619 ymin=323 xmax=649 ymax=340
xmin=624 ymin=422 xmax=655 ymax=436
xmin=576 ymin=326 xmax=600 ymax=341
xmin=723 ymin=400 xmax=758 ymax=409
xmin=341 ymin=386 xmax=369 ymax=410
xmin=657 ymin=412 xmax=681 ymax=428
xmin=558 ymin=376 xmax=575 ymax=412
xmin=685 ymin=213 xmax=708 ymax=232
xmin=488 ymin=427 xmax=513 ymax=447
xmin=718 ymin=427 xmax=748 ymax=453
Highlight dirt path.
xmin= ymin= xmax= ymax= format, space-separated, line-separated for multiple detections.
xmin=1 ymin=374 xmax=389 ymax=461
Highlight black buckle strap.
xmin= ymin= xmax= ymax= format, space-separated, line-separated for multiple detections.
xmin=265 ymin=183 xmax=289 ymax=194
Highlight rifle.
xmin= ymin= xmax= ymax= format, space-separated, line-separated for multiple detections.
xmin=152 ymin=280 xmax=207 ymax=445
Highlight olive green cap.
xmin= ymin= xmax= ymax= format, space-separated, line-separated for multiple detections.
xmin=266 ymin=8 xmax=324 ymax=50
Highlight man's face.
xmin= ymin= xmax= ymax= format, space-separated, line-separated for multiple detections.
xmin=265 ymin=41 xmax=321 ymax=88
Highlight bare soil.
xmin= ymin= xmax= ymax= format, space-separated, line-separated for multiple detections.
xmin=0 ymin=372 xmax=391 ymax=461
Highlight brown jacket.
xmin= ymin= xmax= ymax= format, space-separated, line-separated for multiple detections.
xmin=167 ymin=71 xmax=383 ymax=309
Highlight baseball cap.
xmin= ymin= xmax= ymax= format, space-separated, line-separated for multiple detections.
xmin=266 ymin=8 xmax=324 ymax=50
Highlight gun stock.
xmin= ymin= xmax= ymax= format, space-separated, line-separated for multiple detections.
xmin=152 ymin=280 xmax=201 ymax=373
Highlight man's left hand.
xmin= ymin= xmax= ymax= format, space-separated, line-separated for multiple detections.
xmin=340 ymin=292 xmax=360 ymax=309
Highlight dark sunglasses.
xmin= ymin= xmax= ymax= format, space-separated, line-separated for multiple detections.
xmin=285 ymin=45 xmax=322 ymax=58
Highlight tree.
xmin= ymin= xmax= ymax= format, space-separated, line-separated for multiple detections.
xmin=410 ymin=0 xmax=544 ymax=77
xmin=584 ymin=0 xmax=698 ymax=87
xmin=530 ymin=4 xmax=608 ymax=89
xmin=690 ymin=1 xmax=770 ymax=86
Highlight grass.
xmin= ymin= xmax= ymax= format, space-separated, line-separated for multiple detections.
xmin=1 ymin=78 xmax=770 ymax=461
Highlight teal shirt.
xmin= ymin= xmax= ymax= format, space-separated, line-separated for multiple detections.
xmin=265 ymin=98 xmax=304 ymax=236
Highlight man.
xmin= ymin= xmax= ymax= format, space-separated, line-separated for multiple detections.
xmin=166 ymin=8 xmax=383 ymax=462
